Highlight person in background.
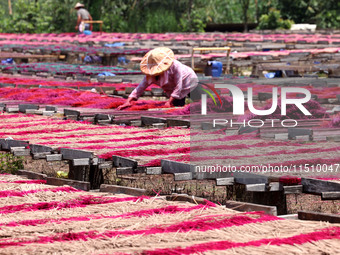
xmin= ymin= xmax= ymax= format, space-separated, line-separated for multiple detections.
xmin=118 ymin=47 xmax=200 ymax=110
xmin=74 ymin=3 xmax=93 ymax=33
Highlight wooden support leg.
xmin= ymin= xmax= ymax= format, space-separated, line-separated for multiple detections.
xmin=89 ymin=165 xmax=104 ymax=189
xmin=68 ymin=162 xmax=90 ymax=182
xmin=234 ymin=184 xmax=287 ymax=215
xmin=102 ymin=55 xmax=109 ymax=66
xmin=226 ymin=185 xmax=234 ymax=200
xmin=225 ymin=49 xmax=231 ymax=74
xmin=251 ymin=65 xmax=258 ymax=77
xmin=252 ymin=191 xmax=287 ymax=215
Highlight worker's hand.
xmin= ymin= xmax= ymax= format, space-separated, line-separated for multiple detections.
xmin=164 ymin=97 xmax=175 ymax=108
xmin=118 ymin=97 xmax=136 ymax=110
xmin=164 ymin=101 xmax=173 ymax=108
xmin=75 ymin=25 xmax=79 ymax=31
xmin=117 ymin=102 xmax=132 ymax=110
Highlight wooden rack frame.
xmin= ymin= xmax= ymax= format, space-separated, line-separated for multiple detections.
xmin=83 ymin=20 xmax=103 ymax=33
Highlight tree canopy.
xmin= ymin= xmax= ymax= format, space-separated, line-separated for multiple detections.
xmin=0 ymin=0 xmax=338 ymax=33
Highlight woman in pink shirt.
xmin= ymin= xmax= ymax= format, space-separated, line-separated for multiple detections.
xmin=118 ymin=47 xmax=200 ymax=110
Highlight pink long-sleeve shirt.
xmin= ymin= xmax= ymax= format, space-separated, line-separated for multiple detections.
xmin=129 ymin=60 xmax=198 ymax=100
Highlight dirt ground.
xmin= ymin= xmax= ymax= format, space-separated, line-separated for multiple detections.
xmin=0 ymin=173 xmax=340 ymax=254
xmin=19 ymin=155 xmax=339 ymax=215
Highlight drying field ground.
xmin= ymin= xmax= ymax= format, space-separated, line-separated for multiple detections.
xmin=0 ymin=174 xmax=340 ymax=254
xmin=0 ymin=30 xmax=339 ymax=254
xmin=0 ymin=112 xmax=338 ymax=215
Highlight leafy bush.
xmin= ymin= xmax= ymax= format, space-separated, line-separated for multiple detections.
xmin=180 ymin=8 xmax=206 ymax=32
xmin=0 ymin=0 xmax=51 ymax=33
xmin=315 ymin=8 xmax=340 ymax=29
xmin=258 ymin=8 xmax=294 ymax=30
xmin=0 ymin=153 xmax=24 ymax=174
xmin=0 ymin=0 xmax=338 ymax=33
xmin=145 ymin=9 xmax=179 ymax=33
xmin=56 ymin=171 xmax=68 ymax=179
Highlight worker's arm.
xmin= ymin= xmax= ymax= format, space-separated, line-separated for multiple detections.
xmin=129 ymin=76 xmax=151 ymax=99
xmin=117 ymin=97 xmax=136 ymax=110
xmin=167 ymin=65 xmax=183 ymax=107
xmin=164 ymin=96 xmax=175 ymax=108
xmin=75 ymin=14 xmax=82 ymax=31
xmin=117 ymin=77 xmax=150 ymax=110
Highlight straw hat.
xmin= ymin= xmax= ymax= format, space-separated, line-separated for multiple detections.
xmin=74 ymin=3 xmax=84 ymax=9
xmin=140 ymin=47 xmax=174 ymax=76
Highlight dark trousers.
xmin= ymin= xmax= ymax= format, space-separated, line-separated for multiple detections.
xmin=172 ymin=84 xmax=203 ymax=106
xmin=84 ymin=23 xmax=90 ymax=30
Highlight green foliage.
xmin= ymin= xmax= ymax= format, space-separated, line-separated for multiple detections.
xmin=180 ymin=5 xmax=207 ymax=32
xmin=46 ymin=0 xmax=79 ymax=33
xmin=56 ymin=171 xmax=68 ymax=179
xmin=0 ymin=0 xmax=338 ymax=33
xmin=313 ymin=1 xmax=340 ymax=29
xmin=277 ymin=0 xmax=316 ymax=23
xmin=0 ymin=0 xmax=78 ymax=33
xmin=258 ymin=8 xmax=294 ymax=30
xmin=276 ymin=0 xmax=339 ymax=29
xmin=0 ymin=153 xmax=24 ymax=175
xmin=97 ymin=0 xmax=130 ymax=32
xmin=201 ymin=0 xmax=257 ymax=24
xmin=145 ymin=10 xmax=179 ymax=33
xmin=0 ymin=0 xmax=39 ymax=33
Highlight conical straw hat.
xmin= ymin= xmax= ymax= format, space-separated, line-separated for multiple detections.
xmin=140 ymin=47 xmax=174 ymax=76
xmin=74 ymin=3 xmax=84 ymax=9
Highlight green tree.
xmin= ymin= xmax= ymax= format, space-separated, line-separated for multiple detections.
xmin=47 ymin=0 xmax=79 ymax=32
xmin=240 ymin=0 xmax=250 ymax=31
xmin=0 ymin=0 xmax=79 ymax=33
xmin=0 ymin=0 xmax=338 ymax=33
xmin=0 ymin=0 xmax=44 ymax=33
xmin=314 ymin=0 xmax=340 ymax=29
xmin=277 ymin=0 xmax=340 ymax=29
xmin=180 ymin=0 xmax=207 ymax=32
xmin=258 ymin=8 xmax=294 ymax=30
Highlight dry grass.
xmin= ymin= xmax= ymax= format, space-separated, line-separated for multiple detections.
xmin=0 ymin=174 xmax=339 ymax=254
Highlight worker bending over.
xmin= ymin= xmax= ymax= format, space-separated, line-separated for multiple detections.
xmin=118 ymin=47 xmax=200 ymax=110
